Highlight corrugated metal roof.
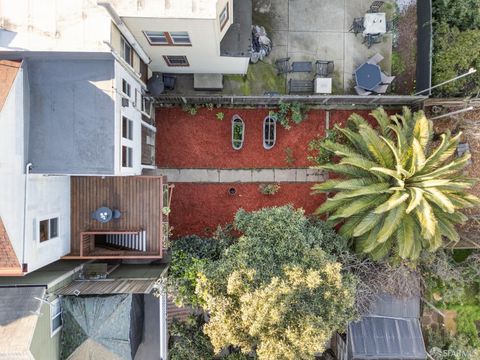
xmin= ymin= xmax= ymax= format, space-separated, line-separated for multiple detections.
xmin=368 ymin=294 xmax=421 ymax=318
xmin=348 ymin=317 xmax=426 ymax=359
xmin=57 ymin=279 xmax=155 ymax=295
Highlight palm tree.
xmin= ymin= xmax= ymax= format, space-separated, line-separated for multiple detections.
xmin=312 ymin=107 xmax=480 ymax=260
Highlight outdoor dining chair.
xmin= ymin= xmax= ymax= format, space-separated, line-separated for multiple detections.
xmin=380 ymin=72 xmax=396 ymax=84
xmin=372 ymin=84 xmax=389 ymax=94
xmin=363 ymin=33 xmax=383 ymax=48
xmin=349 ymin=17 xmax=365 ymax=36
xmin=315 ymin=60 xmax=334 ymax=77
xmin=275 ymin=57 xmax=291 ymax=75
xmin=367 ymin=53 xmax=384 ymax=65
xmin=354 ymin=86 xmax=372 ymax=96
xmin=368 ymin=1 xmax=384 ymax=13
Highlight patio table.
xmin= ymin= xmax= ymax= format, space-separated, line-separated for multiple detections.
xmin=363 ymin=13 xmax=386 ymax=35
xmin=93 ymin=206 xmax=113 ymax=223
xmin=291 ymin=61 xmax=313 ymax=73
xmin=355 ymin=63 xmax=382 ymax=91
xmin=314 ymin=77 xmax=332 ymax=94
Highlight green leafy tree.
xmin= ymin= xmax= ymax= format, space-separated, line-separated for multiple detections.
xmin=196 ymin=206 xmax=356 ymax=360
xmin=312 ymin=107 xmax=479 ymax=261
xmin=169 ymin=231 xmax=235 ymax=307
xmin=432 ymin=23 xmax=480 ymax=96
xmin=433 ymin=0 xmax=480 ymax=31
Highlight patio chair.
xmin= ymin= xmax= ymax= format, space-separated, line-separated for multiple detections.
xmin=113 ymin=209 xmax=122 ymax=219
xmin=275 ymin=57 xmax=290 ymax=75
xmin=380 ymin=72 xmax=396 ymax=84
xmin=367 ymin=1 xmax=384 ymax=13
xmin=367 ymin=53 xmax=384 ymax=65
xmin=372 ymin=84 xmax=389 ymax=94
xmin=363 ymin=33 xmax=383 ymax=48
xmin=354 ymin=86 xmax=372 ymax=95
xmin=315 ymin=60 xmax=334 ymax=77
xmin=349 ymin=17 xmax=365 ymax=36
xmin=289 ymin=79 xmax=314 ymax=94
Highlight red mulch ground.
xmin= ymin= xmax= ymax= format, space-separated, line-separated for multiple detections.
xmin=156 ymin=107 xmax=374 ymax=169
xmin=169 ymin=183 xmax=325 ymax=238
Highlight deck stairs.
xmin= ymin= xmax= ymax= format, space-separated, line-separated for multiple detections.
xmin=105 ymin=231 xmax=147 ymax=251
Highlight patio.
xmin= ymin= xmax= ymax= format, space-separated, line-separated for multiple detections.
xmin=166 ymin=0 xmax=399 ymax=96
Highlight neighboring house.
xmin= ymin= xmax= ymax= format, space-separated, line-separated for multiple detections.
xmin=0 ymin=260 xmax=168 ymax=360
xmin=0 ymin=0 xmax=252 ymax=75
xmin=0 ymin=53 xmax=164 ymax=275
xmin=335 ymin=294 xmax=427 ymax=360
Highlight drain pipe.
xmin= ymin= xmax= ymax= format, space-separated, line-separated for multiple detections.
xmin=22 ymin=162 xmax=32 ymax=270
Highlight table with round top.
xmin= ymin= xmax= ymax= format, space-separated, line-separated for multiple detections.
xmin=355 ymin=63 xmax=382 ymax=91
xmin=93 ymin=206 xmax=113 ymax=223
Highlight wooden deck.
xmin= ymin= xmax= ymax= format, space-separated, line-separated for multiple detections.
xmin=67 ymin=176 xmax=168 ymax=259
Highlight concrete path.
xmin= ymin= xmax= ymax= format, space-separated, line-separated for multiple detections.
xmin=152 ymin=168 xmax=327 ymax=183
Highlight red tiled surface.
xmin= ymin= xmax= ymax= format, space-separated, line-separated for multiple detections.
xmin=0 ymin=217 xmax=21 ymax=275
xmin=0 ymin=60 xmax=21 ymax=111
xmin=156 ymin=107 xmax=377 ymax=169
xmin=169 ymin=183 xmax=325 ymax=238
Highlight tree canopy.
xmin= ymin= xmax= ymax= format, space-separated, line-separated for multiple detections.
xmin=432 ymin=22 xmax=480 ymax=96
xmin=312 ymin=107 xmax=479 ymax=261
xmin=196 ymin=206 xmax=356 ymax=360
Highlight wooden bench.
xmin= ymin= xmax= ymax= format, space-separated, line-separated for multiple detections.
xmin=288 ymin=79 xmax=314 ymax=94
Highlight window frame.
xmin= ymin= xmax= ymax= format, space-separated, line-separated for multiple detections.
xmin=219 ymin=3 xmax=229 ymax=31
xmin=263 ymin=115 xmax=276 ymax=150
xmin=122 ymin=145 xmax=133 ymax=168
xmin=38 ymin=216 xmax=59 ymax=243
xmin=122 ymin=116 xmax=133 ymax=140
xmin=50 ymin=298 xmax=63 ymax=337
xmin=231 ymin=115 xmax=245 ymax=150
xmin=163 ymin=55 xmax=190 ymax=67
xmin=143 ymin=31 xmax=192 ymax=46
xmin=121 ymin=79 xmax=131 ymax=98
xmin=120 ymin=36 xmax=133 ymax=66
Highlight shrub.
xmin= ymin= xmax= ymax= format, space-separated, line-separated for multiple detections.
xmin=269 ymin=102 xmax=308 ymax=130
xmin=169 ymin=315 xmax=215 ymax=360
xmin=258 ymin=183 xmax=280 ymax=195
xmin=169 ymin=231 xmax=234 ymax=307
xmin=432 ymin=23 xmax=480 ymax=96
xmin=197 ymin=206 xmax=356 ymax=359
xmin=216 ymin=112 xmax=225 ymax=121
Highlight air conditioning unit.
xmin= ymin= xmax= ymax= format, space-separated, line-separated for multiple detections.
xmin=121 ymin=97 xmax=129 ymax=107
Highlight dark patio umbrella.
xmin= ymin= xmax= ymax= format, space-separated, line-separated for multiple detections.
xmin=355 ymin=63 xmax=382 ymax=91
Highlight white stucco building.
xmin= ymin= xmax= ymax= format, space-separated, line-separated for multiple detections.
xmin=0 ymin=0 xmax=251 ymax=75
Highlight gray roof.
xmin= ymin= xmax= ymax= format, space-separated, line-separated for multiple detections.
xmin=347 ymin=295 xmax=426 ymax=360
xmin=0 ymin=287 xmax=45 ymax=360
xmin=0 ymin=51 xmax=118 ymax=175
xmin=368 ymin=294 xmax=421 ymax=318
xmin=61 ymin=294 xmax=144 ymax=360
xmin=220 ymin=0 xmax=252 ymax=57
xmin=26 ymin=55 xmax=115 ymax=174
xmin=348 ymin=317 xmax=426 ymax=359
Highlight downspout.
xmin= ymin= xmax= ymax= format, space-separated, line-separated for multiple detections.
xmin=22 ymin=162 xmax=32 ymax=271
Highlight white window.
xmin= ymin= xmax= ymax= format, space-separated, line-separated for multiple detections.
xmin=143 ymin=31 xmax=191 ymax=45
xmin=263 ymin=115 xmax=276 ymax=149
xmin=141 ymin=95 xmax=152 ymax=117
xmin=219 ymin=4 xmax=229 ymax=30
xmin=39 ymin=217 xmax=59 ymax=243
xmin=120 ymin=36 xmax=133 ymax=66
xmin=122 ymin=146 xmax=133 ymax=168
xmin=50 ymin=298 xmax=62 ymax=336
xmin=122 ymin=79 xmax=131 ymax=97
xmin=163 ymin=55 xmax=189 ymax=67
xmin=122 ymin=116 xmax=133 ymax=140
